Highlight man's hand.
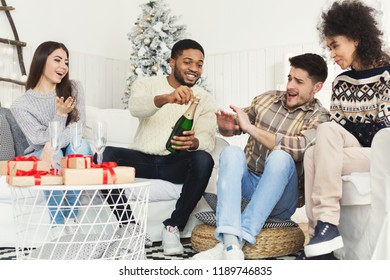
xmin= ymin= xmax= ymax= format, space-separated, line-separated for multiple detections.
xmin=215 ymin=109 xmax=239 ymax=132
xmin=229 ymin=105 xmax=251 ymax=133
xmin=167 ymin=85 xmax=194 ymax=105
xmin=168 ymin=130 xmax=199 ymax=151
xmin=155 ymin=86 xmax=194 ymax=108
xmin=56 ymin=96 xmax=75 ymax=116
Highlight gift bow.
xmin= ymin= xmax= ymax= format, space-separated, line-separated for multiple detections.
xmin=6 ymin=156 xmax=40 ymax=175
xmin=11 ymin=168 xmax=55 ymax=185
xmin=92 ymin=162 xmax=118 ymax=184
xmin=65 ymin=154 xmax=92 ymax=168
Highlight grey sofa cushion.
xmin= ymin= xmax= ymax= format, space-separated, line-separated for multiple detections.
xmin=0 ymin=114 xmax=15 ymax=160
xmin=0 ymin=108 xmax=29 ymax=156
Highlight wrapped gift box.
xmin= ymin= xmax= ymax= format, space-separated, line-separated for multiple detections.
xmin=0 ymin=157 xmax=51 ymax=176
xmin=7 ymin=174 xmax=63 ymax=187
xmin=60 ymin=155 xmax=92 ymax=169
xmin=63 ymin=166 xmax=135 ymax=185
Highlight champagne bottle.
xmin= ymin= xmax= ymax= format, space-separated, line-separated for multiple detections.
xmin=166 ymin=96 xmax=201 ymax=153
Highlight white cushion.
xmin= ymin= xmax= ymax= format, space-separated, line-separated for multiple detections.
xmin=85 ymin=106 xmax=138 ymax=148
xmin=341 ymin=172 xmax=371 ymax=206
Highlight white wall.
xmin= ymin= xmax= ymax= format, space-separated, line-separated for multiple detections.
xmin=1 ymin=0 xmax=330 ymax=60
xmin=3 ymin=0 xmax=387 ymax=60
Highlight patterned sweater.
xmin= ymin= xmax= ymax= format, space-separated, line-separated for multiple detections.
xmin=10 ymin=80 xmax=86 ymax=154
xmin=330 ymin=65 xmax=390 ymax=147
xmin=128 ymin=76 xmax=217 ymax=155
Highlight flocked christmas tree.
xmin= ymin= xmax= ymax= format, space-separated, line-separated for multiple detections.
xmin=122 ymin=0 xmax=209 ymax=108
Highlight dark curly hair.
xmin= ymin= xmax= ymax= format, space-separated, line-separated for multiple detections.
xmin=318 ymin=0 xmax=390 ymax=69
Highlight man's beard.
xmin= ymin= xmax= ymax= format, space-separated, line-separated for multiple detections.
xmin=173 ymin=67 xmax=199 ymax=87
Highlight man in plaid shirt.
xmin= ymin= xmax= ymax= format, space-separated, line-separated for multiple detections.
xmin=193 ymin=53 xmax=329 ymax=260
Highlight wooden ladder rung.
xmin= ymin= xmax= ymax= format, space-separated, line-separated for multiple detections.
xmin=0 ymin=37 xmax=26 ymax=47
xmin=0 ymin=77 xmax=26 ymax=86
xmin=0 ymin=6 xmax=14 ymax=11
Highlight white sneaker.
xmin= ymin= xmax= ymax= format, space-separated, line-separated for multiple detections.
xmin=192 ymin=243 xmax=224 ymax=260
xmin=223 ymin=244 xmax=245 ymax=260
xmin=162 ymin=226 xmax=184 ymax=255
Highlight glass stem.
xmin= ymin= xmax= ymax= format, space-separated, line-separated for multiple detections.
xmin=97 ymin=153 xmax=103 ymax=165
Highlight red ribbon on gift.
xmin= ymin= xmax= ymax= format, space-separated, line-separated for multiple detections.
xmin=7 ymin=156 xmax=40 ymax=175
xmin=10 ymin=168 xmax=54 ymax=185
xmin=92 ymin=162 xmax=118 ymax=184
xmin=12 ymin=156 xmax=39 ymax=162
xmin=66 ymin=154 xmax=93 ymax=168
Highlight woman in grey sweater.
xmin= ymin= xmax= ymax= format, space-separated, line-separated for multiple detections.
xmin=10 ymin=41 xmax=92 ymax=239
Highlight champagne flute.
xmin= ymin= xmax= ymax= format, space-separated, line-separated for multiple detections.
xmin=70 ymin=122 xmax=83 ymax=154
xmin=49 ymin=121 xmax=62 ymax=175
xmin=93 ymin=121 xmax=107 ymax=165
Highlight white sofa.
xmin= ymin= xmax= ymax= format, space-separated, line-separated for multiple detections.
xmin=296 ymin=128 xmax=390 ymax=260
xmin=0 ymin=105 xmax=228 ymax=246
xmin=333 ymin=128 xmax=390 ymax=260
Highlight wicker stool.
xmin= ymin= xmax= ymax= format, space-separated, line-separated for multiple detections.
xmin=191 ymin=224 xmax=305 ymax=259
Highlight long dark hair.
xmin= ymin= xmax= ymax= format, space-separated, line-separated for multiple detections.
xmin=26 ymin=41 xmax=79 ymax=124
xmin=318 ymin=0 xmax=390 ymax=69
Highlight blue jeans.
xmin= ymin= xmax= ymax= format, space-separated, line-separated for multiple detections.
xmin=215 ymin=146 xmax=298 ymax=245
xmin=33 ymin=139 xmax=92 ymax=225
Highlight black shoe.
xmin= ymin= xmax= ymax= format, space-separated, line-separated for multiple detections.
xmin=296 ymin=251 xmax=338 ymax=260
xmin=304 ymin=221 xmax=343 ymax=258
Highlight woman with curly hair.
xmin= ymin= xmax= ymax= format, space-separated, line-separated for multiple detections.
xmin=302 ymin=0 xmax=390 ymax=259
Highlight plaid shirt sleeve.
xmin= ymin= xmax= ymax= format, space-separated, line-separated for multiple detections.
xmin=274 ymin=108 xmax=330 ymax=162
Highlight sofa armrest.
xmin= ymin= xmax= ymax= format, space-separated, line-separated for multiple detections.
xmin=0 ymin=108 xmax=28 ymax=156
xmin=371 ymin=128 xmax=390 ymax=202
xmin=210 ymin=136 xmax=229 ymax=167
xmin=362 ymin=128 xmax=390 ymax=259
xmin=203 ymin=136 xmax=229 ymax=195
xmin=0 ymin=114 xmax=15 ymax=160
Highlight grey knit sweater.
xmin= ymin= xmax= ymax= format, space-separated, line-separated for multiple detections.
xmin=10 ymin=80 xmax=86 ymax=154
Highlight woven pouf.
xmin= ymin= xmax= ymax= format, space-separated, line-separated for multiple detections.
xmin=191 ymin=224 xmax=305 ymax=259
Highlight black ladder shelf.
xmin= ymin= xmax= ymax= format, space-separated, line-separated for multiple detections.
xmin=0 ymin=0 xmax=27 ymax=86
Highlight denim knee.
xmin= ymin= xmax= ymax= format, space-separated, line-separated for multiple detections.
xmin=265 ymin=150 xmax=295 ymax=172
xmin=77 ymin=139 xmax=92 ymax=155
xmin=219 ymin=145 xmax=245 ymax=164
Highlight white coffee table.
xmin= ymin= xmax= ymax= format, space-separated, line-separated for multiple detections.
xmin=9 ymin=179 xmax=151 ymax=260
